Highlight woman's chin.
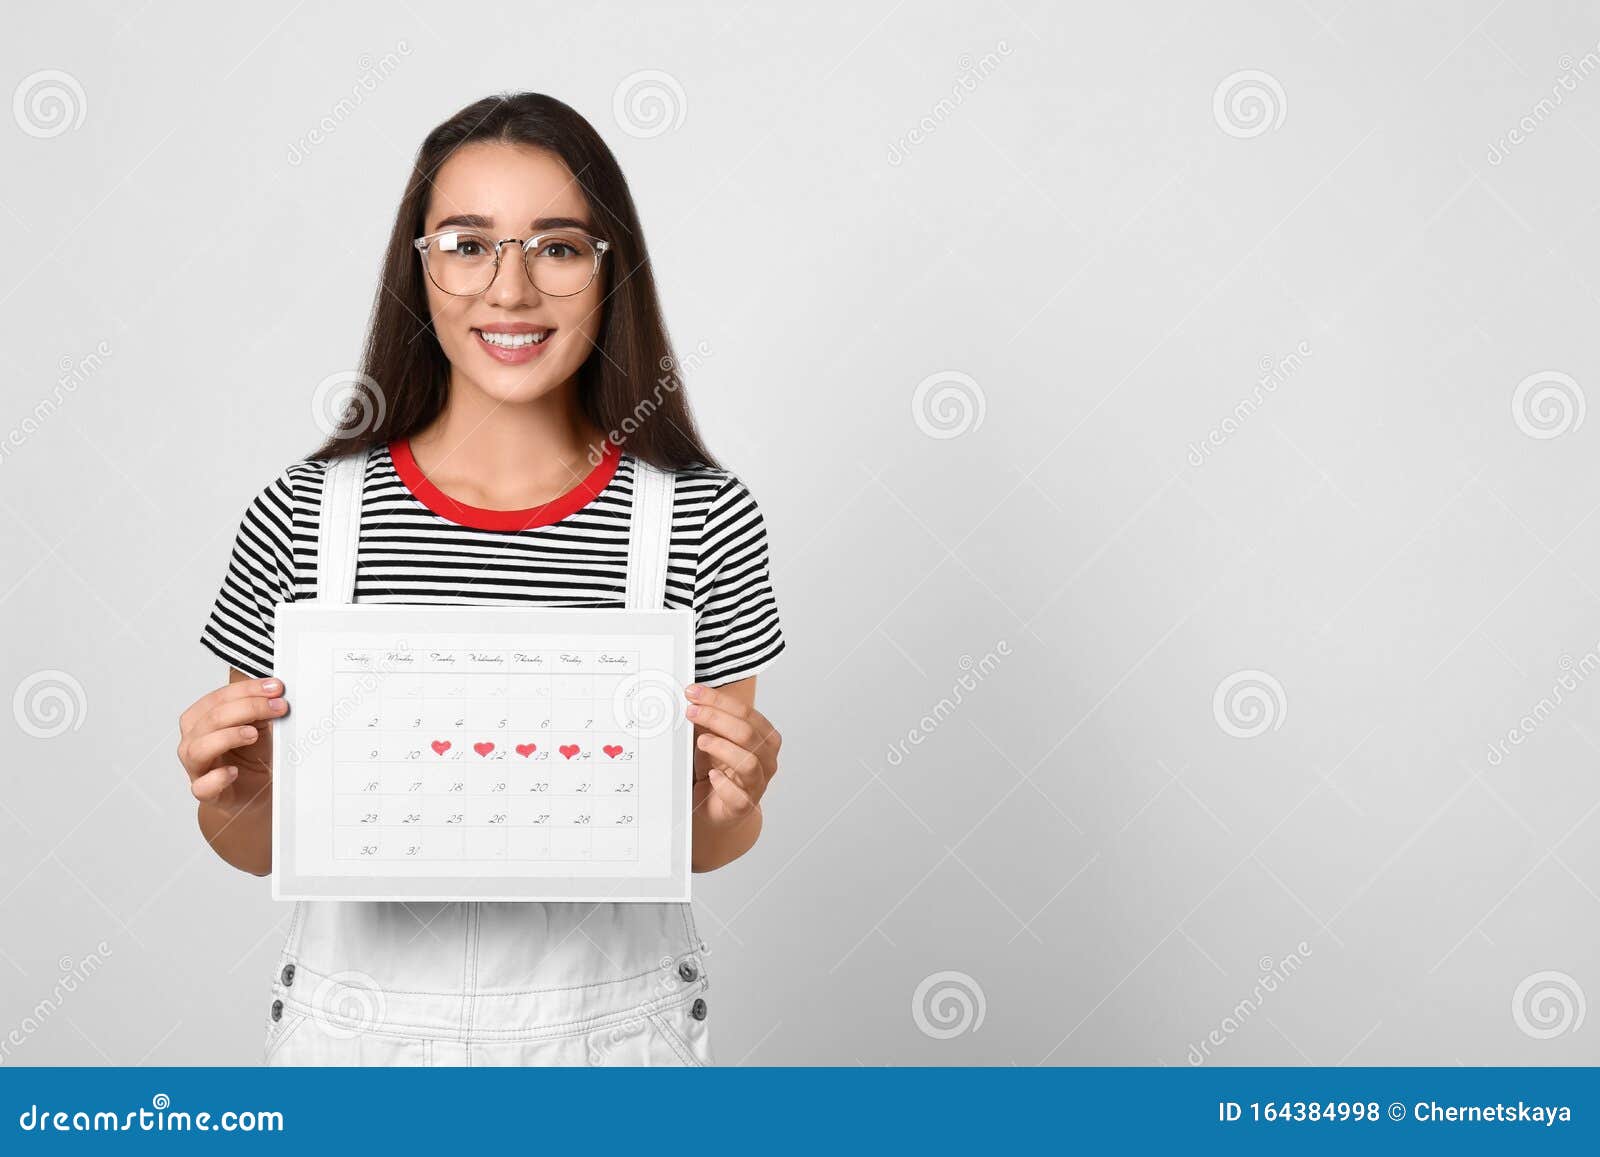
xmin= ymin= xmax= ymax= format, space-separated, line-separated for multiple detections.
xmin=458 ymin=366 xmax=571 ymax=405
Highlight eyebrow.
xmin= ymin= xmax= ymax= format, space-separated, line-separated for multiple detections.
xmin=429 ymin=214 xmax=592 ymax=233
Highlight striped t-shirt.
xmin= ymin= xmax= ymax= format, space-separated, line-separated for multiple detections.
xmin=199 ymin=438 xmax=786 ymax=688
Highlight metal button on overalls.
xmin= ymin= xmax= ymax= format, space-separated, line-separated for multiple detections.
xmin=261 ymin=449 xmax=716 ymax=1068
xmin=690 ymin=998 xmax=707 ymax=1020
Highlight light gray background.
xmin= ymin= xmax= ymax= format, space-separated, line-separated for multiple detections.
xmin=2 ymin=1 xmax=1598 ymax=1066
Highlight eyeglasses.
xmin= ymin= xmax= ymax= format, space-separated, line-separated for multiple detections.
xmin=412 ymin=227 xmax=611 ymax=297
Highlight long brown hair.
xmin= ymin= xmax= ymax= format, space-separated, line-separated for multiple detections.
xmin=307 ymin=92 xmax=720 ymax=472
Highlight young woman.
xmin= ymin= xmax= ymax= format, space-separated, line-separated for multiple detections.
xmin=176 ymin=93 xmax=786 ymax=1065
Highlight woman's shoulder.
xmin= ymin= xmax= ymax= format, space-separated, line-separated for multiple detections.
xmin=232 ymin=451 xmax=352 ymax=535
xmin=656 ymin=458 xmax=735 ymax=494
xmin=268 ymin=452 xmax=339 ymax=495
xmin=641 ymin=457 xmax=770 ymax=530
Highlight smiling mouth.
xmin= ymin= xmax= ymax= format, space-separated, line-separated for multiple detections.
xmin=473 ymin=328 xmax=553 ymax=348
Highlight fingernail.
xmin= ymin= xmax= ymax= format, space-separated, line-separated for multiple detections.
xmin=225 ymin=766 xmax=239 ymax=779
xmin=697 ymin=735 xmax=710 ymax=749
xmin=685 ymin=684 xmax=704 ymax=699
xmin=262 ymin=679 xmax=281 ymax=694
xmin=685 ymin=704 xmax=700 ymax=718
xmin=268 ymin=698 xmax=286 ymax=712
xmin=242 ymin=726 xmax=258 ymax=740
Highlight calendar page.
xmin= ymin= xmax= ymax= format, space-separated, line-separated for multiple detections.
xmin=270 ymin=604 xmax=694 ymax=902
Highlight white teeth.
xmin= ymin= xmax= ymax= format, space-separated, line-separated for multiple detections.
xmin=477 ymin=329 xmax=550 ymax=348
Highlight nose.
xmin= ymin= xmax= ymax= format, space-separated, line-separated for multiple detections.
xmin=483 ymin=240 xmax=543 ymax=304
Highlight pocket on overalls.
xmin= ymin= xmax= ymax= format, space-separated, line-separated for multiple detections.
xmin=263 ymin=996 xmax=429 ymax=1066
xmin=644 ymin=991 xmax=713 ymax=1067
xmin=262 ymin=1000 xmax=306 ymax=1064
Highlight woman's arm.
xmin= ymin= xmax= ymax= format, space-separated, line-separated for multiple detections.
xmin=687 ymin=676 xmax=783 ymax=872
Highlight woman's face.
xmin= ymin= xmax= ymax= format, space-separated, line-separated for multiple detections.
xmin=419 ymin=141 xmax=607 ymax=406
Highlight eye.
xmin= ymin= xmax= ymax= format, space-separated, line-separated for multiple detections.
xmin=537 ymin=240 xmax=580 ymax=259
xmin=435 ymin=231 xmax=492 ymax=259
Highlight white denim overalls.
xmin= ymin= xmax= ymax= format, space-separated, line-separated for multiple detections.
xmin=261 ymin=446 xmax=714 ymax=1066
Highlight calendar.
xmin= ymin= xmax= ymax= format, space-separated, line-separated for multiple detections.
xmin=270 ymin=604 xmax=694 ymax=902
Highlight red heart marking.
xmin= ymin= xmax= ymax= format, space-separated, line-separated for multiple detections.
xmin=515 ymin=743 xmax=537 ymax=757
xmin=603 ymin=744 xmax=624 ymax=759
xmin=559 ymin=743 xmax=580 ymax=760
xmin=431 ymin=740 xmax=451 ymax=756
xmin=474 ymin=742 xmax=495 ymax=757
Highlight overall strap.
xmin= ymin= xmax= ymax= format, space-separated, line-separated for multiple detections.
xmin=316 ymin=445 xmax=371 ymax=604
xmin=625 ymin=456 xmax=675 ymax=611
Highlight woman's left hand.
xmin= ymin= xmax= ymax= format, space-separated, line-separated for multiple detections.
xmin=685 ymin=681 xmax=781 ymax=830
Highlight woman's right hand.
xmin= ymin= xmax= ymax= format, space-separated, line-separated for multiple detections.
xmin=178 ymin=672 xmax=288 ymax=872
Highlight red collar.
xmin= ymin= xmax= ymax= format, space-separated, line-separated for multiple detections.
xmin=387 ymin=437 xmax=621 ymax=531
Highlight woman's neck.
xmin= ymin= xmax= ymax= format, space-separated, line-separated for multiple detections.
xmin=405 ymin=379 xmax=611 ymax=511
